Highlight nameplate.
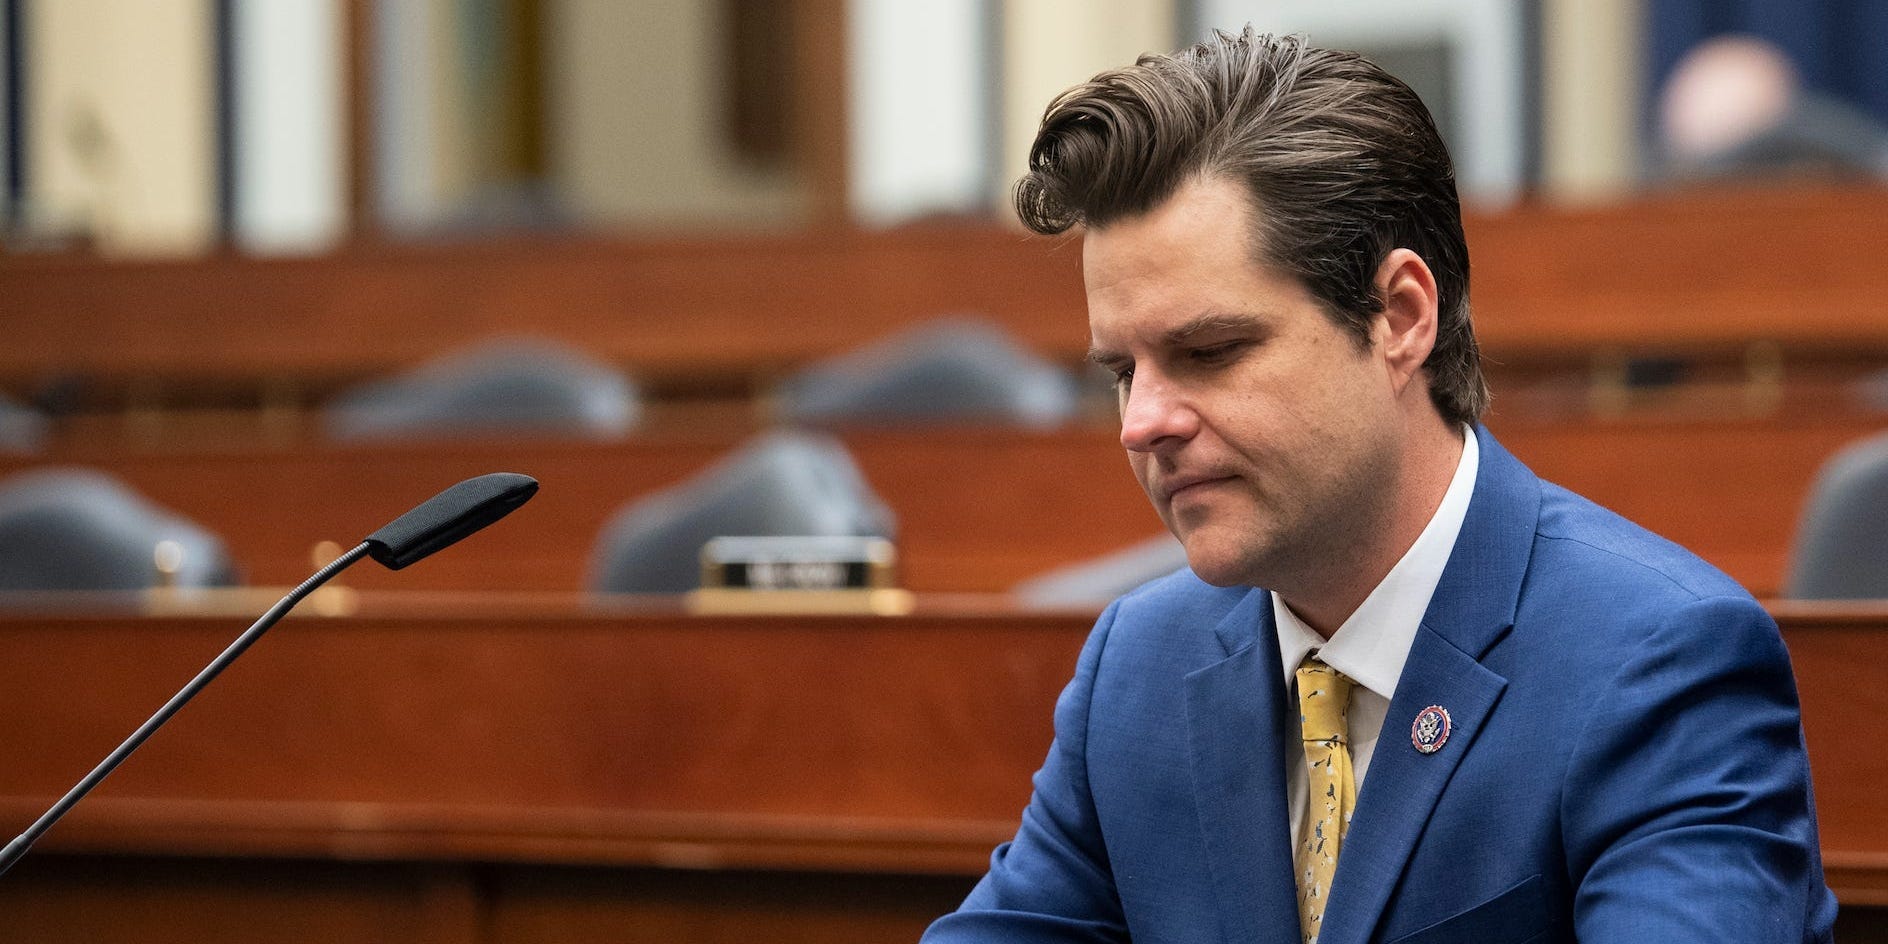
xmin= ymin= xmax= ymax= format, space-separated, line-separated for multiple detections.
xmin=690 ymin=536 xmax=908 ymax=616
xmin=698 ymin=536 xmax=896 ymax=591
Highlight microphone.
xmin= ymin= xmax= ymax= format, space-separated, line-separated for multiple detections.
xmin=0 ymin=472 xmax=538 ymax=877
xmin=364 ymin=472 xmax=538 ymax=569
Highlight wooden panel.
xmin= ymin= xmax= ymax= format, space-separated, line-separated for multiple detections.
xmin=0 ymin=426 xmax=1159 ymax=595
xmin=787 ymin=0 xmax=849 ymax=226
xmin=0 ymin=602 xmax=1880 ymax=932
xmin=487 ymin=867 xmax=971 ymax=944
xmin=0 ymin=226 xmax=1091 ymax=395
xmin=1468 ymin=185 xmax=1888 ymax=359
xmin=1 ymin=413 xmax=1881 ymax=597
xmin=4 ymin=185 xmax=1887 ymax=395
xmin=1772 ymin=604 xmax=1888 ymax=905
xmin=0 ymin=856 xmax=974 ymax=944
xmin=0 ymin=604 xmax=1876 ymax=874
xmin=0 ymin=857 xmax=478 ymax=944
xmin=343 ymin=0 xmax=375 ymax=235
xmin=0 ymin=603 xmax=1085 ymax=871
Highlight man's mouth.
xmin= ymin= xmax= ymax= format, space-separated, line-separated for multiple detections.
xmin=1164 ymin=474 xmax=1232 ymax=501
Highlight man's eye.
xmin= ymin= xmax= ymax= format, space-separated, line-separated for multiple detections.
xmin=1191 ymin=342 xmax=1247 ymax=363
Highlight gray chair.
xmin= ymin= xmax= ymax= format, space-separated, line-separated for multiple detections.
xmin=0 ymin=392 xmax=48 ymax=454
xmin=1012 ymin=534 xmax=1188 ymax=608
xmin=1786 ymin=431 xmax=1888 ymax=598
xmin=325 ymin=337 xmax=640 ymax=441
xmin=0 ymin=468 xmax=237 ymax=592
xmin=773 ymin=317 xmax=1079 ymax=428
xmin=589 ymin=431 xmax=896 ymax=594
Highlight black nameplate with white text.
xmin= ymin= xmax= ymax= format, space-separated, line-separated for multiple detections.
xmin=699 ymin=536 xmax=896 ymax=591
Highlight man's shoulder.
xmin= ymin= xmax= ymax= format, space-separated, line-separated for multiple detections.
xmin=1526 ymin=478 xmax=1757 ymax=612
xmin=1485 ymin=471 xmax=1788 ymax=737
xmin=1475 ymin=428 xmax=1753 ymax=608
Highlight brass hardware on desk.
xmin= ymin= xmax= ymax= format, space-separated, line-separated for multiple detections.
xmin=1587 ymin=351 xmax=1631 ymax=418
xmin=124 ymin=377 xmax=166 ymax=446
xmin=153 ymin=539 xmax=184 ymax=589
xmin=259 ymin=376 xmax=304 ymax=447
xmin=1585 ymin=345 xmax=1789 ymax=419
xmin=1743 ymin=341 xmax=1784 ymax=417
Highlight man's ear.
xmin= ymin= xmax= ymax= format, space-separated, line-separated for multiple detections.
xmin=1374 ymin=248 xmax=1440 ymax=396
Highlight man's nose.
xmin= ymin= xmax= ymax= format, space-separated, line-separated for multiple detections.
xmin=1118 ymin=371 xmax=1198 ymax=453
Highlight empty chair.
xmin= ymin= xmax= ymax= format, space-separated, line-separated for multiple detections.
xmin=589 ymin=431 xmax=896 ymax=594
xmin=772 ymin=317 xmax=1079 ymax=428
xmin=1786 ymin=431 xmax=1888 ymax=598
xmin=0 ymin=468 xmax=237 ymax=592
xmin=325 ymin=337 xmax=640 ymax=441
xmin=0 ymin=392 xmax=48 ymax=453
xmin=1012 ymin=534 xmax=1188 ymax=608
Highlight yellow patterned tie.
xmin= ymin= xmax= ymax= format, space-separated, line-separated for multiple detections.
xmin=1295 ymin=656 xmax=1356 ymax=944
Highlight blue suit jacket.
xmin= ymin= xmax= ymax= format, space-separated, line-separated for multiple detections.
xmin=926 ymin=426 xmax=1837 ymax=943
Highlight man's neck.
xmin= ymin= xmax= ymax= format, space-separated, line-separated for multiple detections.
xmin=1285 ymin=419 xmax=1467 ymax=638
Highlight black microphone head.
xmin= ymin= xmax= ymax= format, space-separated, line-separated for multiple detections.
xmin=363 ymin=472 xmax=538 ymax=570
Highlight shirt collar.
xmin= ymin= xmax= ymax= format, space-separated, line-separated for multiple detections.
xmin=1274 ymin=426 xmax=1479 ymax=701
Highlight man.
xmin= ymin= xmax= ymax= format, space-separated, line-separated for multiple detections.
xmin=924 ymin=29 xmax=1836 ymax=944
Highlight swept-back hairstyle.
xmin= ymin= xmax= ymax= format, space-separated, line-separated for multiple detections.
xmin=1016 ymin=29 xmax=1488 ymax=424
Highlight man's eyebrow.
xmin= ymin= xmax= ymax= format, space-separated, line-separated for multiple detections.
xmin=1162 ymin=312 xmax=1266 ymax=344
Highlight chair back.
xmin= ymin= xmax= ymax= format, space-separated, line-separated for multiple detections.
xmin=1787 ymin=430 xmax=1888 ymax=598
xmin=0 ymin=468 xmax=237 ymax=592
xmin=773 ymin=318 xmax=1078 ymax=428
xmin=326 ymin=337 xmax=639 ymax=441
xmin=590 ymin=431 xmax=895 ymax=593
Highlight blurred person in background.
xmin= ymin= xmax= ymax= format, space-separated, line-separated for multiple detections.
xmin=1658 ymin=34 xmax=1888 ymax=182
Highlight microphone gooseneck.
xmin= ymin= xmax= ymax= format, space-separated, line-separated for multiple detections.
xmin=0 ymin=541 xmax=374 ymax=877
xmin=0 ymin=472 xmax=538 ymax=878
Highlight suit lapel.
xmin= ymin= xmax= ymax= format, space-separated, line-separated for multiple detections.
xmin=1316 ymin=425 xmax=1542 ymax=944
xmin=1315 ymin=628 xmax=1507 ymax=944
xmin=1186 ymin=590 xmax=1300 ymax=942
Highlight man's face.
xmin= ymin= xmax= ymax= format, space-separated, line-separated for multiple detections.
xmin=1084 ymin=176 xmax=1405 ymax=591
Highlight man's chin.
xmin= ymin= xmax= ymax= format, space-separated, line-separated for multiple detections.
xmin=1190 ymin=568 xmax=1250 ymax=588
xmin=1179 ymin=543 xmax=1260 ymax=588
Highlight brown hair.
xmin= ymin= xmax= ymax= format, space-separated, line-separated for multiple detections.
xmin=1016 ymin=29 xmax=1488 ymax=425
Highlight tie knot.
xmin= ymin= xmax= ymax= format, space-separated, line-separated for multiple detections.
xmin=1296 ymin=656 xmax=1353 ymax=745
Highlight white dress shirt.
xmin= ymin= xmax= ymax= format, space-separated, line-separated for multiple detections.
xmin=1275 ymin=428 xmax=1479 ymax=847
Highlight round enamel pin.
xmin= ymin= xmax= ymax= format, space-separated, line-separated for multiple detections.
xmin=1411 ymin=705 xmax=1452 ymax=754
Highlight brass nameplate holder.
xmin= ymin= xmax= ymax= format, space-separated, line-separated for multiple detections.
xmin=686 ymin=536 xmax=913 ymax=616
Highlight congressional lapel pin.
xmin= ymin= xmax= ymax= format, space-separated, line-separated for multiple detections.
xmin=1411 ymin=705 xmax=1452 ymax=754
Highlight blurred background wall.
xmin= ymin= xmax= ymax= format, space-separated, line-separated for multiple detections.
xmin=6 ymin=0 xmax=1882 ymax=257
